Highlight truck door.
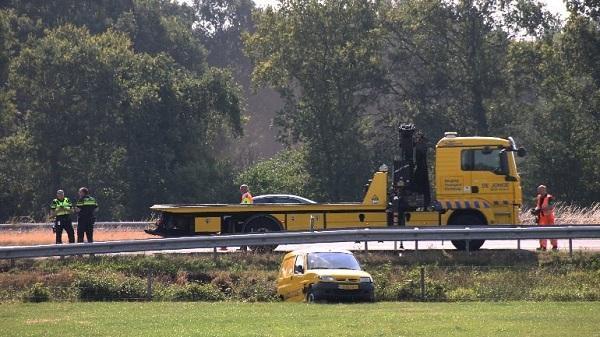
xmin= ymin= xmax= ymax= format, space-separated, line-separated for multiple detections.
xmin=461 ymin=148 xmax=515 ymax=224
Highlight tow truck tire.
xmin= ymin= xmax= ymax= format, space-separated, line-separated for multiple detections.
xmin=244 ymin=215 xmax=281 ymax=252
xmin=450 ymin=213 xmax=486 ymax=251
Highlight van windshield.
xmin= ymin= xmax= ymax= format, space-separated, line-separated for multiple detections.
xmin=307 ymin=253 xmax=361 ymax=270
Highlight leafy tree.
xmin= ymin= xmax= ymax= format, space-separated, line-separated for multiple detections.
xmin=516 ymin=14 xmax=600 ymax=204
xmin=235 ymin=148 xmax=313 ymax=199
xmin=245 ymin=0 xmax=385 ymax=201
xmin=7 ymin=24 xmax=242 ymax=220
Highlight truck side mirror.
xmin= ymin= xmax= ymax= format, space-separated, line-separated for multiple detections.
xmin=517 ymin=147 xmax=527 ymax=157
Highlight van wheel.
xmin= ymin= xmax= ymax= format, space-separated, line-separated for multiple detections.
xmin=450 ymin=213 xmax=486 ymax=251
xmin=244 ymin=215 xmax=281 ymax=252
xmin=306 ymin=289 xmax=318 ymax=303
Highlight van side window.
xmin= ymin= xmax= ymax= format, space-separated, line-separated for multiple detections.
xmin=294 ymin=255 xmax=305 ymax=274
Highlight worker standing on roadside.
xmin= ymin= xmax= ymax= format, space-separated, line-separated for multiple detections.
xmin=50 ymin=189 xmax=75 ymax=244
xmin=240 ymin=184 xmax=253 ymax=204
xmin=75 ymin=187 xmax=98 ymax=243
xmin=534 ymin=185 xmax=557 ymax=251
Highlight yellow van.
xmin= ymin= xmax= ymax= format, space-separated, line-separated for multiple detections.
xmin=276 ymin=249 xmax=375 ymax=302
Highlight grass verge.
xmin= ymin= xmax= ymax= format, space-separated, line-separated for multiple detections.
xmin=1 ymin=251 xmax=600 ymax=302
xmin=0 ymin=301 xmax=599 ymax=337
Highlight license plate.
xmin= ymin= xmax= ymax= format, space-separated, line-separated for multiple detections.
xmin=338 ymin=284 xmax=359 ymax=290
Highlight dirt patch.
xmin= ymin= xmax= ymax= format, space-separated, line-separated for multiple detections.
xmin=25 ymin=318 xmax=61 ymax=325
xmin=0 ymin=229 xmax=153 ymax=246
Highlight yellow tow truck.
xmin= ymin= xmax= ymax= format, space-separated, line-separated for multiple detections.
xmin=147 ymin=124 xmax=526 ymax=250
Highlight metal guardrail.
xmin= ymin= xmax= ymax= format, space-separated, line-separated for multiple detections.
xmin=0 ymin=222 xmax=152 ymax=230
xmin=0 ymin=225 xmax=599 ymax=259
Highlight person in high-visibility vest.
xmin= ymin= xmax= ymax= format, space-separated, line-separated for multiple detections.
xmin=534 ymin=185 xmax=557 ymax=251
xmin=50 ymin=189 xmax=75 ymax=244
xmin=75 ymin=187 xmax=98 ymax=243
xmin=240 ymin=184 xmax=253 ymax=204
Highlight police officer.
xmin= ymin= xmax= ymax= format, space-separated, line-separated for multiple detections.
xmin=75 ymin=187 xmax=98 ymax=243
xmin=50 ymin=189 xmax=75 ymax=244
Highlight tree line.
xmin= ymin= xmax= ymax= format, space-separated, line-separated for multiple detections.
xmin=0 ymin=0 xmax=598 ymax=221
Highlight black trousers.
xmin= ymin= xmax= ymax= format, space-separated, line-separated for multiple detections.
xmin=77 ymin=219 xmax=94 ymax=243
xmin=55 ymin=216 xmax=75 ymax=244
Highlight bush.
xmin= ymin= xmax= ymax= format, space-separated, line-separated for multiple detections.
xmin=171 ymin=283 xmax=225 ymax=301
xmin=384 ymin=275 xmax=447 ymax=301
xmin=210 ymin=271 xmax=234 ymax=295
xmin=447 ymin=288 xmax=477 ymax=301
xmin=117 ymin=277 xmax=147 ymax=300
xmin=231 ymin=273 xmax=278 ymax=302
xmin=22 ymin=283 xmax=51 ymax=303
xmin=530 ymin=286 xmax=600 ymax=301
xmin=74 ymin=273 xmax=146 ymax=301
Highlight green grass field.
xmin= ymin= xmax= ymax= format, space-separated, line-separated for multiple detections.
xmin=0 ymin=302 xmax=599 ymax=337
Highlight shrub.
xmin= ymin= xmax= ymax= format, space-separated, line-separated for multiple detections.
xmin=231 ymin=273 xmax=278 ymax=302
xmin=385 ymin=279 xmax=447 ymax=301
xmin=210 ymin=271 xmax=234 ymax=295
xmin=74 ymin=273 xmax=146 ymax=301
xmin=117 ymin=277 xmax=147 ymax=300
xmin=171 ymin=283 xmax=225 ymax=301
xmin=447 ymin=287 xmax=477 ymax=301
xmin=22 ymin=283 xmax=51 ymax=303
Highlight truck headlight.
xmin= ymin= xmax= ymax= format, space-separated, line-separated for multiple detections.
xmin=360 ymin=277 xmax=373 ymax=283
xmin=319 ymin=275 xmax=335 ymax=282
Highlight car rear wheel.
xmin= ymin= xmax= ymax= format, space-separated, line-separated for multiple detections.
xmin=306 ymin=289 xmax=318 ymax=303
xmin=244 ymin=215 xmax=281 ymax=252
xmin=450 ymin=213 xmax=486 ymax=251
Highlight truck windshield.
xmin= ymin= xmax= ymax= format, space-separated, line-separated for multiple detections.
xmin=461 ymin=149 xmax=508 ymax=174
xmin=307 ymin=253 xmax=361 ymax=270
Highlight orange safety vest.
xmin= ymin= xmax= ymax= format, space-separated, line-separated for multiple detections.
xmin=241 ymin=192 xmax=253 ymax=204
xmin=536 ymin=193 xmax=555 ymax=225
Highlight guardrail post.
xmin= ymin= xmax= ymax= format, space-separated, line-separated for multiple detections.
xmin=364 ymin=241 xmax=369 ymax=254
xmin=146 ymin=272 xmax=153 ymax=300
xmin=569 ymin=239 xmax=573 ymax=257
xmin=420 ymin=266 xmax=425 ymax=300
xmin=394 ymin=241 xmax=397 ymax=252
xmin=466 ymin=240 xmax=470 ymax=254
xmin=517 ymin=239 xmax=521 ymax=250
xmin=213 ymin=247 xmax=218 ymax=262
xmin=9 ymin=258 xmax=15 ymax=269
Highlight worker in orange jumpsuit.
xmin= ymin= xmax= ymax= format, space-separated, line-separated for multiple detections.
xmin=534 ymin=185 xmax=557 ymax=251
xmin=240 ymin=184 xmax=253 ymax=204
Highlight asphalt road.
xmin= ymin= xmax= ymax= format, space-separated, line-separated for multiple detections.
xmin=143 ymin=238 xmax=600 ymax=255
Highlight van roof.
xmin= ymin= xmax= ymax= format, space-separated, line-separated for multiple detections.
xmin=282 ymin=248 xmax=354 ymax=259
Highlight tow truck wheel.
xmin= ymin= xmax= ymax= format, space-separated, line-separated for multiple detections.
xmin=450 ymin=213 xmax=486 ymax=251
xmin=244 ymin=215 xmax=281 ymax=252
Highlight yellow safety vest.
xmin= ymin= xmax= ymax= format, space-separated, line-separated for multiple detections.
xmin=241 ymin=192 xmax=253 ymax=204
xmin=51 ymin=197 xmax=72 ymax=216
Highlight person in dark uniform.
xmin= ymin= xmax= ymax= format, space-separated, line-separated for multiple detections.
xmin=75 ymin=187 xmax=98 ymax=243
xmin=50 ymin=189 xmax=75 ymax=244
